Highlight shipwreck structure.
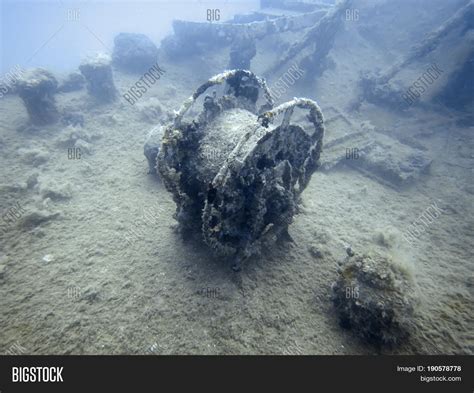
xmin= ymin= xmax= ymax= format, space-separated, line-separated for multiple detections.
xmin=79 ymin=53 xmax=117 ymax=103
xmin=16 ymin=68 xmax=59 ymax=125
xmin=160 ymin=1 xmax=333 ymax=73
xmin=155 ymin=70 xmax=325 ymax=269
xmin=361 ymin=0 xmax=474 ymax=109
xmin=112 ymin=33 xmax=159 ymax=73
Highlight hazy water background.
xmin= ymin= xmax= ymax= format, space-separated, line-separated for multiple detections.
xmin=1 ymin=0 xmax=260 ymax=73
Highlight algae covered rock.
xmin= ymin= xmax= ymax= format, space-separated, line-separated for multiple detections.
xmin=332 ymin=252 xmax=416 ymax=348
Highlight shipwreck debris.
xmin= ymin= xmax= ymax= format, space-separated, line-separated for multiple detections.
xmin=229 ymin=33 xmax=257 ymax=70
xmin=112 ymin=33 xmax=159 ymax=73
xmin=361 ymin=0 xmax=474 ymax=108
xmin=261 ymin=0 xmax=332 ymax=13
xmin=161 ymin=9 xmax=328 ymax=58
xmin=79 ymin=53 xmax=117 ymax=103
xmin=267 ymin=0 xmax=352 ymax=78
xmin=156 ymin=70 xmax=325 ymax=269
xmin=320 ymin=109 xmax=432 ymax=189
xmin=16 ymin=68 xmax=59 ymax=125
xmin=57 ymin=71 xmax=85 ymax=93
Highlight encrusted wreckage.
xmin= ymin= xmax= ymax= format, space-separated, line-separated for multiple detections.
xmin=16 ymin=68 xmax=59 ymax=125
xmin=267 ymin=0 xmax=352 ymax=78
xmin=79 ymin=53 xmax=117 ymax=103
xmin=229 ymin=33 xmax=257 ymax=70
xmin=161 ymin=7 xmax=329 ymax=59
xmin=160 ymin=1 xmax=347 ymax=83
xmin=320 ymin=107 xmax=432 ymax=189
xmin=112 ymin=33 xmax=159 ymax=73
xmin=57 ymin=71 xmax=85 ymax=93
xmin=361 ymin=0 xmax=474 ymax=109
xmin=155 ymin=70 xmax=325 ymax=269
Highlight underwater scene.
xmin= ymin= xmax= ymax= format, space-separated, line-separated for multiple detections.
xmin=0 ymin=0 xmax=472 ymax=355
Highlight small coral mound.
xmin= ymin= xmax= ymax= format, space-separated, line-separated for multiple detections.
xmin=332 ymin=252 xmax=415 ymax=348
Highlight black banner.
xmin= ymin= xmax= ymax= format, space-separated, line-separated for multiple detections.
xmin=0 ymin=355 xmax=472 ymax=392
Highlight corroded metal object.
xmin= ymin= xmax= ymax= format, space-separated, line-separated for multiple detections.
xmin=332 ymin=252 xmax=416 ymax=348
xmin=157 ymin=70 xmax=325 ymax=269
